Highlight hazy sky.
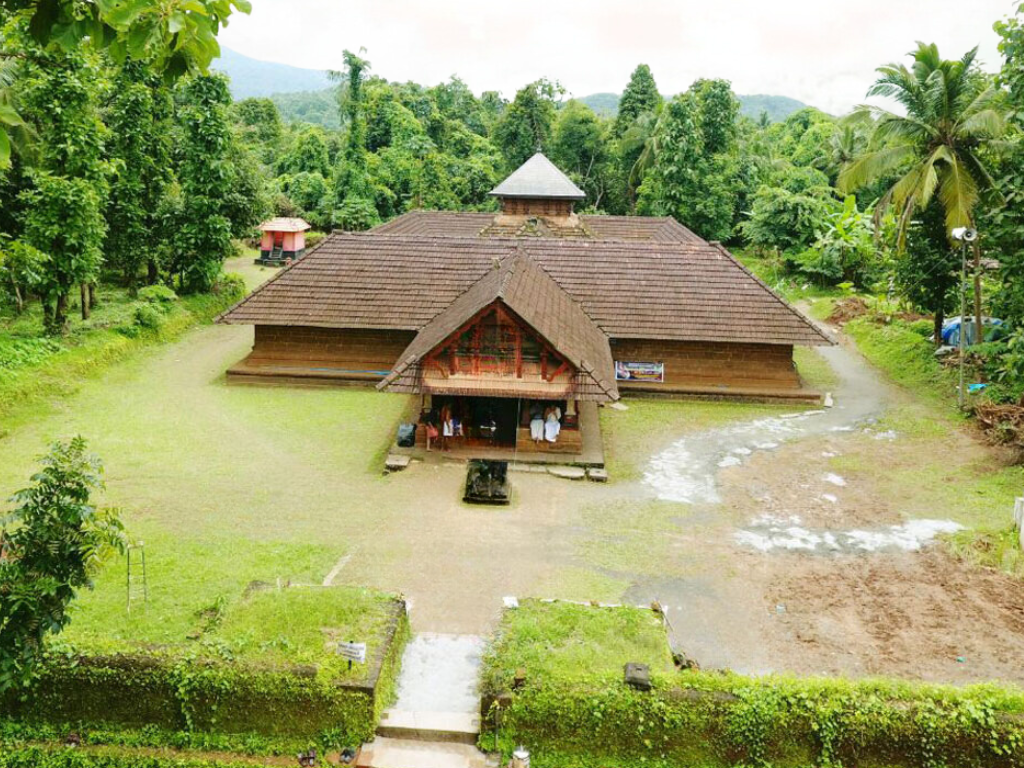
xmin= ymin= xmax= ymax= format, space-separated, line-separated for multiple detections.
xmin=220 ymin=0 xmax=1019 ymax=114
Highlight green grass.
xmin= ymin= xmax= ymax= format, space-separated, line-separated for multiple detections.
xmin=793 ymin=346 xmax=839 ymax=390
xmin=732 ymin=249 xmax=847 ymax=304
xmin=844 ymin=317 xmax=958 ymax=409
xmin=0 ymin=255 xmax=265 ymax=430
xmin=211 ymin=586 xmax=399 ymax=681
xmin=481 ymin=600 xmax=676 ymax=690
xmin=600 ymin=397 xmax=783 ymax=481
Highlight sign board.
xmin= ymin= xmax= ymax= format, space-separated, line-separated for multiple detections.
xmin=336 ymin=641 xmax=367 ymax=664
xmin=615 ymin=361 xmax=664 ymax=383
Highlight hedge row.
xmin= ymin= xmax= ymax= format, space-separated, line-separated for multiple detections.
xmin=484 ymin=675 xmax=1024 ymax=768
xmin=481 ymin=602 xmax=1024 ymax=768
xmin=3 ymin=603 xmax=410 ymax=747
xmin=0 ymin=746 xmax=257 ymax=768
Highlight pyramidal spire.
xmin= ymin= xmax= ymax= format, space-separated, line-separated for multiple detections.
xmin=489 ymin=153 xmax=586 ymax=200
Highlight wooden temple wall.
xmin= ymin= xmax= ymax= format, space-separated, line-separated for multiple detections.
xmin=609 ymin=339 xmax=802 ymax=394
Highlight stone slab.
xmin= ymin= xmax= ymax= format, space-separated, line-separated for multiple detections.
xmin=548 ymin=465 xmax=586 ymax=480
xmin=385 ymin=454 xmax=412 ymax=472
xmin=356 ymin=738 xmax=495 ymax=768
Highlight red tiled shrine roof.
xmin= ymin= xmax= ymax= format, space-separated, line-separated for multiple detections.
xmin=219 ymin=226 xmax=831 ymax=348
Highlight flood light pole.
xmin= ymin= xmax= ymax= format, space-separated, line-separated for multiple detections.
xmin=951 ymin=227 xmax=978 ymax=410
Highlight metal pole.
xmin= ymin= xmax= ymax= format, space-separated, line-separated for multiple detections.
xmin=958 ymin=241 xmax=968 ymax=410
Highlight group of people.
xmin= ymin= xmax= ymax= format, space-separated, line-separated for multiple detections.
xmin=422 ymin=403 xmax=497 ymax=452
xmin=529 ymin=403 xmax=562 ymax=445
xmin=419 ymin=399 xmax=565 ymax=450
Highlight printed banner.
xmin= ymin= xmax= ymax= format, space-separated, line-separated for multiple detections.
xmin=615 ymin=361 xmax=664 ymax=383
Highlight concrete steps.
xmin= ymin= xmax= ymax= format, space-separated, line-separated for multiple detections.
xmin=378 ymin=709 xmax=480 ymax=745
xmin=356 ymin=737 xmax=497 ymax=768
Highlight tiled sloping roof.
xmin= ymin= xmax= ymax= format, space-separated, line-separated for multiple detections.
xmin=378 ymin=253 xmax=618 ymax=401
xmin=370 ymin=210 xmax=703 ymax=244
xmin=259 ymin=217 xmax=310 ymax=232
xmin=490 ymin=153 xmax=586 ymax=200
xmin=219 ymin=234 xmax=830 ymax=347
xmin=582 ymin=215 xmax=704 ymax=245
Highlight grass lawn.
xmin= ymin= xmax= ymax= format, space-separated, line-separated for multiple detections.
xmin=481 ymin=599 xmax=676 ymax=690
xmin=0 ymin=254 xmax=267 ymax=429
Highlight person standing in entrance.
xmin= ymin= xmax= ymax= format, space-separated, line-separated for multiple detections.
xmin=544 ymin=405 xmax=561 ymax=444
xmin=529 ymin=402 xmax=544 ymax=444
xmin=440 ymin=405 xmax=454 ymax=451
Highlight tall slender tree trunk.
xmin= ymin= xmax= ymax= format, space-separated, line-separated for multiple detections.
xmin=80 ymin=283 xmax=90 ymax=320
xmin=972 ymin=240 xmax=983 ymax=345
xmin=53 ymin=292 xmax=68 ymax=335
xmin=934 ymin=309 xmax=945 ymax=348
xmin=147 ymin=259 xmax=158 ymax=285
xmin=88 ymin=282 xmax=97 ymax=309
xmin=12 ymin=282 xmax=23 ymax=314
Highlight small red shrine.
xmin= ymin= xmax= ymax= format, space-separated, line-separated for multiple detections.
xmin=256 ymin=217 xmax=310 ymax=266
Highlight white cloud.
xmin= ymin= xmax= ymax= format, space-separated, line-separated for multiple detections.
xmin=221 ymin=0 xmax=1015 ymax=114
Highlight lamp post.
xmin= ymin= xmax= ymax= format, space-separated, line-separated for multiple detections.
xmin=951 ymin=227 xmax=978 ymax=409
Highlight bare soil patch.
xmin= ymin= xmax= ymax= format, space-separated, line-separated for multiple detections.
xmin=761 ymin=548 xmax=1024 ymax=683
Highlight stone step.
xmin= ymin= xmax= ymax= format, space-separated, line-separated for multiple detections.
xmin=378 ymin=709 xmax=480 ymax=744
xmin=356 ymin=737 xmax=496 ymax=768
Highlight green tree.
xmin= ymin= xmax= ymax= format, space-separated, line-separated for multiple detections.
xmin=988 ymin=4 xmax=1024 ymax=331
xmin=331 ymin=49 xmax=378 ymax=230
xmin=19 ymin=47 xmax=107 ymax=333
xmin=838 ymin=43 xmax=1011 ymax=336
xmin=281 ymin=126 xmax=331 ymax=177
xmin=0 ymin=437 xmax=125 ymax=693
xmin=493 ymin=79 xmax=561 ymax=171
xmin=614 ymin=64 xmax=660 ymax=137
xmin=550 ymin=100 xmax=610 ymax=208
xmin=636 ymin=82 xmax=741 ymax=241
xmin=895 ymin=201 xmax=960 ymax=343
xmin=0 ymin=0 xmax=251 ymax=157
xmin=0 ymin=234 xmax=45 ymax=312
xmin=105 ymin=59 xmax=173 ymax=292
xmin=170 ymin=73 xmax=234 ymax=292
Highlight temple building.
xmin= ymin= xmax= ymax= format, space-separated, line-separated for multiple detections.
xmin=219 ymin=154 xmax=830 ymax=460
xmin=256 ymin=217 xmax=310 ymax=266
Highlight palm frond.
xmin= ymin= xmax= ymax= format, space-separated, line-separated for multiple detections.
xmin=837 ymin=145 xmax=916 ymax=193
xmin=935 ymin=148 xmax=979 ymax=232
xmin=958 ymin=108 xmax=1007 ymax=140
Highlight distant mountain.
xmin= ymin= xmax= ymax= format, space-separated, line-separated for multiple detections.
xmin=576 ymin=93 xmax=620 ymax=117
xmin=213 ymin=47 xmax=333 ymax=100
xmin=736 ymin=94 xmax=809 ymax=122
xmin=213 ymin=48 xmax=811 ymax=126
xmin=579 ymin=92 xmax=809 ymax=123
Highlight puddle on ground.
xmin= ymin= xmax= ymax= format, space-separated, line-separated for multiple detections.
xmin=644 ymin=410 xmax=828 ymax=503
xmin=643 ymin=342 xmax=891 ymax=505
xmin=734 ymin=514 xmax=963 ymax=554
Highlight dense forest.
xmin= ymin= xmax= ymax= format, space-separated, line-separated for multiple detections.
xmin=1 ymin=2 xmax=1024 ymax=408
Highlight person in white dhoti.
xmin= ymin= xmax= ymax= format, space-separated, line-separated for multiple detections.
xmin=529 ymin=403 xmax=545 ymax=443
xmin=544 ymin=406 xmax=562 ymax=443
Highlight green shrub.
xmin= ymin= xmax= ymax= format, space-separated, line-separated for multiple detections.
xmin=132 ymin=303 xmax=164 ymax=331
xmin=907 ymin=318 xmax=934 ymax=337
xmin=0 ymin=337 xmax=63 ymax=372
xmin=0 ymin=746 xmax=256 ymax=768
xmin=138 ymin=285 xmax=179 ymax=304
xmin=211 ymin=274 xmax=245 ymax=303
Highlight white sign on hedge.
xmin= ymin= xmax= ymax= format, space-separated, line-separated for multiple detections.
xmin=336 ymin=641 xmax=367 ymax=664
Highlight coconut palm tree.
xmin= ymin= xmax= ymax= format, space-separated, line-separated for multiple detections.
xmin=839 ymin=42 xmax=1012 ymax=336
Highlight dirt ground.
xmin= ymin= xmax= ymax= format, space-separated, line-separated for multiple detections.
xmin=2 ymin=272 xmax=1023 ymax=686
